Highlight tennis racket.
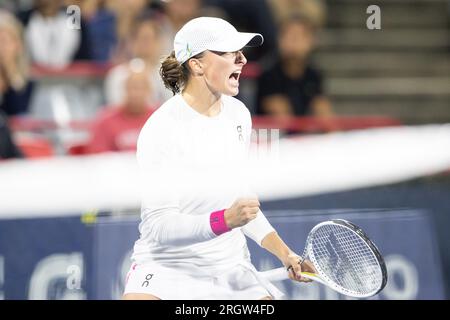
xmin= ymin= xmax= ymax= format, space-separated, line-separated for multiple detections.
xmin=261 ymin=219 xmax=388 ymax=298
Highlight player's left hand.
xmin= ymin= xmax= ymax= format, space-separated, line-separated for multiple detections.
xmin=282 ymin=253 xmax=317 ymax=283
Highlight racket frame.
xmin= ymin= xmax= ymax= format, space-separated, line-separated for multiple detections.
xmin=261 ymin=219 xmax=388 ymax=298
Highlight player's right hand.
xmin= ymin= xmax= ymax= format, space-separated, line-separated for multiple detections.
xmin=224 ymin=198 xmax=260 ymax=229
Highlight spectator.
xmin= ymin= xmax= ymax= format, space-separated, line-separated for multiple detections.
xmin=0 ymin=1 xmax=21 ymax=12
xmin=158 ymin=0 xmax=203 ymax=55
xmin=256 ymin=15 xmax=334 ymax=128
xmin=268 ymin=0 xmax=327 ymax=29
xmin=0 ymin=10 xmax=34 ymax=116
xmin=67 ymin=0 xmax=117 ymax=62
xmin=86 ymin=69 xmax=156 ymax=153
xmin=0 ymin=110 xmax=24 ymax=160
xmin=104 ymin=12 xmax=172 ymax=107
xmin=19 ymin=0 xmax=91 ymax=68
xmin=204 ymin=0 xmax=278 ymax=62
xmin=106 ymin=0 xmax=151 ymax=63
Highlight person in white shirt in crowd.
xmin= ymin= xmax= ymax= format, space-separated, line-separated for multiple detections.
xmin=104 ymin=12 xmax=172 ymax=108
xmin=123 ymin=17 xmax=315 ymax=300
xmin=22 ymin=0 xmax=88 ymax=68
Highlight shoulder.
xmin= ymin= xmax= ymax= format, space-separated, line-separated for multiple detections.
xmin=138 ymin=95 xmax=179 ymax=140
xmin=144 ymin=95 xmax=179 ymax=123
xmin=223 ymin=95 xmax=251 ymax=118
xmin=136 ymin=96 xmax=181 ymax=163
xmin=305 ymin=64 xmax=323 ymax=80
xmin=222 ymin=95 xmax=252 ymax=128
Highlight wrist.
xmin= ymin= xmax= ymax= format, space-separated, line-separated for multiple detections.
xmin=210 ymin=209 xmax=231 ymax=236
xmin=280 ymin=250 xmax=299 ymax=267
xmin=223 ymin=209 xmax=234 ymax=229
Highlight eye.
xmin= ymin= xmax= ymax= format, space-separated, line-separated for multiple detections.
xmin=210 ymin=50 xmax=226 ymax=56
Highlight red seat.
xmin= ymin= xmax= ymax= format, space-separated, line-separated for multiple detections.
xmin=67 ymin=142 xmax=90 ymax=155
xmin=16 ymin=137 xmax=54 ymax=158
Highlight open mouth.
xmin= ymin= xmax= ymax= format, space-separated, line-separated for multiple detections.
xmin=229 ymin=71 xmax=241 ymax=82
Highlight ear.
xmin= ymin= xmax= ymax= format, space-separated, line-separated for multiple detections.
xmin=187 ymin=58 xmax=204 ymax=76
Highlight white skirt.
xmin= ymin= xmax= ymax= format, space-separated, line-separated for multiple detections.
xmin=123 ymin=260 xmax=284 ymax=300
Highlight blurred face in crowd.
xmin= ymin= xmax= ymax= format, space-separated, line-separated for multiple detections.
xmin=108 ymin=0 xmax=148 ymax=15
xmin=125 ymin=0 xmax=148 ymax=13
xmin=65 ymin=0 xmax=99 ymax=19
xmin=278 ymin=20 xmax=315 ymax=61
xmin=124 ymin=71 xmax=151 ymax=114
xmin=132 ymin=21 xmax=161 ymax=62
xmin=35 ymin=0 xmax=62 ymax=16
xmin=165 ymin=0 xmax=201 ymax=24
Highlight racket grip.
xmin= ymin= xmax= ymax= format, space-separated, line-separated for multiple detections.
xmin=260 ymin=267 xmax=290 ymax=282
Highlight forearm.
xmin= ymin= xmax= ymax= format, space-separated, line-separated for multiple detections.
xmin=262 ymin=95 xmax=294 ymax=116
xmin=261 ymin=231 xmax=296 ymax=266
xmin=312 ymin=97 xmax=339 ymax=132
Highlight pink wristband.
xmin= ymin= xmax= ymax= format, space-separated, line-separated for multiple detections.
xmin=210 ymin=209 xmax=231 ymax=236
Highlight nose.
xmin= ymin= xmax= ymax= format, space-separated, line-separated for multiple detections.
xmin=236 ymin=51 xmax=247 ymax=65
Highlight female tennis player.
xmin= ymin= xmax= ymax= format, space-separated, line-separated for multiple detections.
xmin=123 ymin=17 xmax=315 ymax=300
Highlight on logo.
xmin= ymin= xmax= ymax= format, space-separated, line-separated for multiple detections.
xmin=141 ymin=274 xmax=153 ymax=287
xmin=366 ymin=5 xmax=381 ymax=30
xmin=237 ymin=125 xmax=243 ymax=142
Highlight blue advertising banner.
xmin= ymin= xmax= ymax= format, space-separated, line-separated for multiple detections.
xmin=93 ymin=208 xmax=445 ymax=300
xmin=0 ymin=209 xmax=445 ymax=299
xmin=0 ymin=216 xmax=92 ymax=299
xmin=91 ymin=216 xmax=139 ymax=299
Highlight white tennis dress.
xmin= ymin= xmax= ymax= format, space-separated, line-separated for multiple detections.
xmin=124 ymin=94 xmax=283 ymax=299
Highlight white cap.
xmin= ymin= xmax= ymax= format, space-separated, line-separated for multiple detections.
xmin=174 ymin=17 xmax=264 ymax=64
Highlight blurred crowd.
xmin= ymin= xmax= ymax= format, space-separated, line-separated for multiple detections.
xmin=0 ymin=0 xmax=333 ymax=160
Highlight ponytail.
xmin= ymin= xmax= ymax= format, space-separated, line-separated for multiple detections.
xmin=160 ymin=51 xmax=189 ymax=95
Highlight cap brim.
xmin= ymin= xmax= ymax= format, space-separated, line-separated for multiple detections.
xmin=243 ymin=32 xmax=264 ymax=47
xmin=208 ymin=32 xmax=264 ymax=52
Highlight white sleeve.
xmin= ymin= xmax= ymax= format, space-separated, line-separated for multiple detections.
xmin=139 ymin=205 xmax=216 ymax=246
xmin=241 ymin=209 xmax=275 ymax=246
xmin=137 ymin=119 xmax=217 ymax=246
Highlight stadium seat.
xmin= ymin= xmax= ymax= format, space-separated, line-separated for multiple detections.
xmin=67 ymin=142 xmax=90 ymax=155
xmin=16 ymin=136 xmax=54 ymax=158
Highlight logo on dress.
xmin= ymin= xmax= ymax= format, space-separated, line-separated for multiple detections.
xmin=237 ymin=125 xmax=243 ymax=142
xmin=141 ymin=274 xmax=154 ymax=287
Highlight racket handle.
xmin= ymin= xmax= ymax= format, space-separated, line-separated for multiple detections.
xmin=260 ymin=267 xmax=290 ymax=282
xmin=261 ymin=268 xmax=320 ymax=283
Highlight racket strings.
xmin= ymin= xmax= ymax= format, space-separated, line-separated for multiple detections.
xmin=309 ymin=224 xmax=382 ymax=295
xmin=326 ymin=233 xmax=366 ymax=289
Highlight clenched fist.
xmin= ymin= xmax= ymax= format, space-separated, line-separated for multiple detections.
xmin=224 ymin=198 xmax=260 ymax=229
